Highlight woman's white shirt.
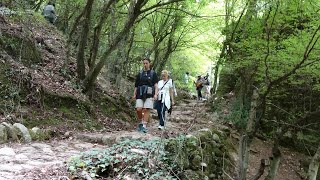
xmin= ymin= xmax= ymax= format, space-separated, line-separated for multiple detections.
xmin=157 ymin=79 xmax=173 ymax=109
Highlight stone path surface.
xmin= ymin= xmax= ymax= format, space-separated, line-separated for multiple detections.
xmin=0 ymin=99 xmax=216 ymax=179
xmin=0 ymin=140 xmax=107 ymax=180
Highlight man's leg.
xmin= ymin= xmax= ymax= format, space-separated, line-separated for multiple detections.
xmin=136 ymin=108 xmax=143 ymax=120
xmin=142 ymin=108 xmax=149 ymax=126
xmin=135 ymin=108 xmax=143 ymax=131
xmin=135 ymin=99 xmax=144 ymax=131
xmin=197 ymin=89 xmax=201 ymax=100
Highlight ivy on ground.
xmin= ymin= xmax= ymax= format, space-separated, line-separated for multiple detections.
xmin=68 ymin=138 xmax=178 ymax=179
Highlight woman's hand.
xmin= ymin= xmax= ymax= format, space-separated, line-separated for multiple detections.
xmin=154 ymin=94 xmax=158 ymax=100
xmin=172 ymin=101 xmax=175 ymax=106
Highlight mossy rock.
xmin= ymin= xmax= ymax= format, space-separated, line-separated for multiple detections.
xmin=29 ymin=128 xmax=53 ymax=141
xmin=0 ymin=32 xmax=41 ymax=67
xmin=165 ymin=128 xmax=232 ymax=179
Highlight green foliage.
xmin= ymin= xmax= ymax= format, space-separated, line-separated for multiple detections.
xmin=225 ymin=99 xmax=249 ymax=130
xmin=29 ymin=129 xmax=53 ymax=141
xmin=216 ymin=0 xmax=320 ymax=153
xmin=68 ymin=138 xmax=178 ymax=179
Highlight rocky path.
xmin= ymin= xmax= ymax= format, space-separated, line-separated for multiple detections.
xmin=0 ymin=99 xmax=217 ymax=180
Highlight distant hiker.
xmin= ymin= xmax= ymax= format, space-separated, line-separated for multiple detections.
xmin=194 ymin=75 xmax=203 ymax=101
xmin=133 ymin=58 xmax=158 ymax=133
xmin=42 ymin=2 xmax=57 ymax=24
xmin=203 ymin=73 xmax=210 ymax=99
xmin=155 ymin=70 xmax=175 ymax=130
xmin=184 ymin=72 xmax=190 ymax=84
xmin=203 ymin=73 xmax=210 ymax=85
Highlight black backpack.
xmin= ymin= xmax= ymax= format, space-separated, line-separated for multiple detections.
xmin=139 ymin=70 xmax=155 ymax=85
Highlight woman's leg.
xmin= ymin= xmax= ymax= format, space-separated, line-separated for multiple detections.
xmin=197 ymin=89 xmax=201 ymax=100
xmin=160 ymin=103 xmax=166 ymax=126
xmin=156 ymin=101 xmax=164 ymax=126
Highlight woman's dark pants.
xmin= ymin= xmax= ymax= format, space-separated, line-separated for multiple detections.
xmin=156 ymin=101 xmax=166 ymax=126
xmin=197 ymin=87 xmax=202 ymax=100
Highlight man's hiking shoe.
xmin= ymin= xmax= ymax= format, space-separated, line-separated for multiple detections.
xmin=140 ymin=126 xmax=148 ymax=133
xmin=137 ymin=123 xmax=143 ymax=132
xmin=158 ymin=125 xmax=164 ymax=130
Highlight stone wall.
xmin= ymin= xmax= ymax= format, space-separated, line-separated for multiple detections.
xmin=165 ymin=128 xmax=233 ymax=180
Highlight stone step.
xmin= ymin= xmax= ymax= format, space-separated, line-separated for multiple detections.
xmin=75 ymin=131 xmax=156 ymax=146
xmin=173 ymin=105 xmax=208 ymax=111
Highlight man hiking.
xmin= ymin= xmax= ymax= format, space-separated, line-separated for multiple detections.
xmin=133 ymin=58 xmax=158 ymax=133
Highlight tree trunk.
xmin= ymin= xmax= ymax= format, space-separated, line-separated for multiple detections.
xmin=251 ymin=159 xmax=266 ymax=180
xmin=211 ymin=61 xmax=220 ymax=94
xmin=88 ymin=0 xmax=116 ymax=69
xmin=265 ymin=134 xmax=282 ymax=180
xmin=65 ymin=6 xmax=86 ymax=71
xmin=83 ymin=0 xmax=146 ymax=93
xmin=60 ymin=1 xmax=71 ymax=34
xmin=105 ymin=2 xmax=118 ymax=83
xmin=239 ymin=134 xmax=250 ymax=180
xmin=308 ymin=144 xmax=320 ymax=180
xmin=76 ymin=0 xmax=95 ymax=81
xmin=123 ymin=29 xmax=135 ymax=76
xmin=238 ymin=89 xmax=258 ymax=180
xmin=155 ymin=13 xmax=179 ymax=72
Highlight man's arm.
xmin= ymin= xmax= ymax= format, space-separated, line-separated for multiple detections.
xmin=153 ymin=72 xmax=159 ymax=100
xmin=133 ymin=73 xmax=139 ymax=99
xmin=133 ymin=87 xmax=137 ymax=99
xmin=154 ymin=83 xmax=158 ymax=100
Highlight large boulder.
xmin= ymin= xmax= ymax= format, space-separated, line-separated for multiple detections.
xmin=1 ymin=122 xmax=18 ymax=141
xmin=12 ymin=123 xmax=31 ymax=143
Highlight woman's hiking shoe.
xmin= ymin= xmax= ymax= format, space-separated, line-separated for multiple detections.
xmin=158 ymin=125 xmax=164 ymax=130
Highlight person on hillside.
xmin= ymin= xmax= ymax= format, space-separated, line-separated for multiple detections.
xmin=203 ymin=73 xmax=210 ymax=100
xmin=184 ymin=72 xmax=190 ymax=84
xmin=42 ymin=2 xmax=57 ymax=24
xmin=194 ymin=75 xmax=203 ymax=101
xmin=155 ymin=70 xmax=175 ymax=130
xmin=133 ymin=58 xmax=158 ymax=133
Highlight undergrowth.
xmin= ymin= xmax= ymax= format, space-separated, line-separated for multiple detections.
xmin=68 ymin=138 xmax=178 ymax=179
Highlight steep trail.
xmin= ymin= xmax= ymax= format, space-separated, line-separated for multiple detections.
xmin=0 ymin=99 xmax=219 ymax=180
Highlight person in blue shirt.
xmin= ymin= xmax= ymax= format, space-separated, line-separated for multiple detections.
xmin=133 ymin=58 xmax=158 ymax=133
xmin=42 ymin=2 xmax=57 ymax=24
